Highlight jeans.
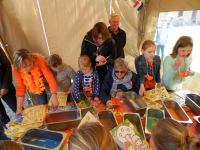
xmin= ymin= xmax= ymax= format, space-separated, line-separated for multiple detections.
xmin=156 ymin=45 xmax=165 ymax=60
xmin=0 ymin=84 xmax=16 ymax=129
xmin=35 ymin=90 xmax=48 ymax=104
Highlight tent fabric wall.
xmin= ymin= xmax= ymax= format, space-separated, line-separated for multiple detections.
xmin=0 ymin=0 xmax=200 ymax=72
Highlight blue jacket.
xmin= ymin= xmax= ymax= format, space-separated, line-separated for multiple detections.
xmin=99 ymin=70 xmax=140 ymax=104
xmin=135 ymin=54 xmax=161 ymax=85
xmin=73 ymin=70 xmax=100 ymax=103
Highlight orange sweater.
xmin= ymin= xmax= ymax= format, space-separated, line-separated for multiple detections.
xmin=12 ymin=53 xmax=57 ymax=97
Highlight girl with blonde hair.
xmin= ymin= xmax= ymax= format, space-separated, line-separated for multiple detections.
xmin=150 ymin=118 xmax=200 ymax=150
xmin=13 ymin=49 xmax=59 ymax=117
xmin=0 ymin=140 xmax=24 ymax=150
xmin=68 ymin=122 xmax=118 ymax=150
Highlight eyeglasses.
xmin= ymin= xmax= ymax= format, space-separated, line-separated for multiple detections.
xmin=111 ymin=21 xmax=120 ymax=23
xmin=115 ymin=70 xmax=126 ymax=74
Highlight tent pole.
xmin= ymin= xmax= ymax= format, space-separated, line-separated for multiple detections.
xmin=37 ymin=0 xmax=51 ymax=56
xmin=110 ymin=0 xmax=113 ymax=15
xmin=138 ymin=0 xmax=150 ymax=55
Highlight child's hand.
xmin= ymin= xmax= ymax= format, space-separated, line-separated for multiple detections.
xmin=106 ymin=100 xmax=113 ymax=109
xmin=173 ymin=57 xmax=184 ymax=70
xmin=94 ymin=97 xmax=99 ymax=101
xmin=116 ymin=91 xmax=124 ymax=99
xmin=184 ymin=68 xmax=193 ymax=77
xmin=157 ymin=83 xmax=161 ymax=88
xmin=77 ymin=102 xmax=83 ymax=108
xmin=66 ymin=90 xmax=73 ymax=95
xmin=139 ymin=84 xmax=145 ymax=97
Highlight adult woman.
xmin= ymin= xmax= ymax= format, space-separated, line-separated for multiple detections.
xmin=99 ymin=58 xmax=140 ymax=108
xmin=13 ymin=49 xmax=58 ymax=117
xmin=0 ymin=47 xmax=16 ymax=130
xmin=150 ymin=118 xmax=200 ymax=150
xmin=81 ymin=22 xmax=116 ymax=85
xmin=162 ymin=36 xmax=194 ymax=91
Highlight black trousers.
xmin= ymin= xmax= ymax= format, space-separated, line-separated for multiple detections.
xmin=0 ymin=84 xmax=16 ymax=128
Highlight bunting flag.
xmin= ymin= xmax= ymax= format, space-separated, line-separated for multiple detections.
xmin=133 ymin=0 xmax=143 ymax=11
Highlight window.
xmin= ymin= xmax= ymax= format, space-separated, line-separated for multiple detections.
xmin=154 ymin=10 xmax=200 ymax=73
xmin=177 ymin=11 xmax=184 ymax=20
xmin=191 ymin=10 xmax=198 ymax=19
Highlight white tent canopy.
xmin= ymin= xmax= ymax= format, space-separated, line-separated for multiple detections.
xmin=1 ymin=0 xmax=199 ymax=70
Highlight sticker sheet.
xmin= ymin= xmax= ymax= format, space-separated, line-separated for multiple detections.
xmin=21 ymin=105 xmax=46 ymax=126
xmin=110 ymin=119 xmax=151 ymax=150
xmin=78 ymin=111 xmax=100 ymax=128
xmin=5 ymin=122 xmax=43 ymax=137
xmin=48 ymin=92 xmax=68 ymax=106
xmin=144 ymin=86 xmax=170 ymax=101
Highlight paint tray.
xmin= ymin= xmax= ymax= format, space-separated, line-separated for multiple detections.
xmin=78 ymin=92 xmax=94 ymax=118
xmin=98 ymin=110 xmax=118 ymax=131
xmin=145 ymin=108 xmax=165 ymax=134
xmin=44 ymin=109 xmax=81 ymax=131
xmin=185 ymin=93 xmax=200 ymax=115
xmin=124 ymin=91 xmax=148 ymax=115
xmin=162 ymin=100 xmax=193 ymax=125
xmin=123 ymin=112 xmax=146 ymax=140
xmin=17 ymin=128 xmax=67 ymax=150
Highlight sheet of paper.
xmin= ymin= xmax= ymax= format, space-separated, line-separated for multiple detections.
xmin=48 ymin=92 xmax=68 ymax=106
xmin=22 ymin=105 xmax=46 ymax=126
xmin=145 ymin=86 xmax=170 ymax=101
xmin=78 ymin=111 xmax=100 ymax=128
xmin=174 ymin=90 xmax=192 ymax=100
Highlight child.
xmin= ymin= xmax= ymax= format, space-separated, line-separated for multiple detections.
xmin=0 ymin=140 xmax=24 ymax=150
xmin=150 ymin=118 xmax=200 ymax=150
xmin=68 ymin=122 xmax=118 ymax=150
xmin=135 ymin=40 xmax=161 ymax=96
xmin=73 ymin=55 xmax=100 ymax=108
xmin=162 ymin=36 xmax=194 ymax=91
xmin=45 ymin=54 xmax=76 ymax=95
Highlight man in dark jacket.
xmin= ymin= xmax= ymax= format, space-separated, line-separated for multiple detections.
xmin=108 ymin=13 xmax=126 ymax=58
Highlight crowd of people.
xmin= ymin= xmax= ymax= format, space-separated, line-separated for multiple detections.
xmin=0 ymin=13 xmax=199 ymax=150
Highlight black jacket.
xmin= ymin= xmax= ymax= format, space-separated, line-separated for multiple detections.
xmin=81 ymin=29 xmax=117 ymax=72
xmin=108 ymin=27 xmax=126 ymax=58
xmin=0 ymin=47 xmax=12 ymax=89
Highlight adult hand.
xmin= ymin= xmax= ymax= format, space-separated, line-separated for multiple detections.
xmin=96 ymin=56 xmax=106 ymax=66
xmin=139 ymin=84 xmax=145 ymax=97
xmin=173 ymin=57 xmax=184 ymax=70
xmin=16 ymin=107 xmax=23 ymax=117
xmin=157 ymin=83 xmax=161 ymax=88
xmin=106 ymin=100 xmax=113 ymax=109
xmin=0 ymin=89 xmax=8 ymax=98
xmin=77 ymin=102 xmax=83 ymax=108
xmin=96 ymin=60 xmax=107 ymax=66
xmin=51 ymin=93 xmax=59 ymax=111
xmin=94 ymin=97 xmax=99 ymax=102
xmin=66 ymin=90 xmax=73 ymax=95
xmin=116 ymin=91 xmax=124 ymax=99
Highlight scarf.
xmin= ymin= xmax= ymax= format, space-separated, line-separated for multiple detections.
xmin=110 ymin=69 xmax=132 ymax=97
xmin=19 ymin=64 xmax=45 ymax=94
xmin=92 ymin=37 xmax=102 ymax=47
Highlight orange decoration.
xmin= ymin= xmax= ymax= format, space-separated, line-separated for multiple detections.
xmin=19 ymin=64 xmax=45 ymax=94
